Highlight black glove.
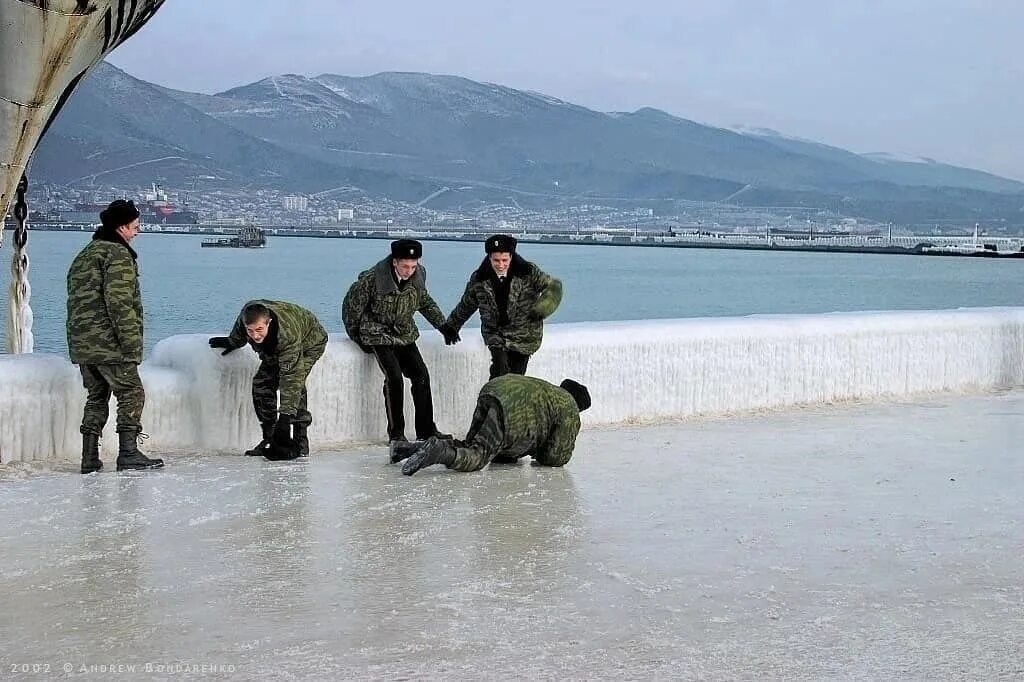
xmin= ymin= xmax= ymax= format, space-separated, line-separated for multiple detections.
xmin=401 ymin=436 xmax=457 ymax=476
xmin=272 ymin=414 xmax=294 ymax=447
xmin=439 ymin=323 xmax=461 ymax=345
xmin=389 ymin=439 xmax=422 ymax=464
xmin=208 ymin=336 xmax=236 ymax=356
xmin=265 ymin=414 xmax=300 ymax=460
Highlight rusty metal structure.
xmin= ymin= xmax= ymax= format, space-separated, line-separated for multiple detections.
xmin=1 ymin=0 xmax=166 ymax=352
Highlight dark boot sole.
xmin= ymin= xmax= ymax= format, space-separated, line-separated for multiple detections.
xmin=81 ymin=463 xmax=103 ymax=474
xmin=116 ymin=461 xmax=165 ymax=471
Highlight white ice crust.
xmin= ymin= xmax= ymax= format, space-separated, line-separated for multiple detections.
xmin=2 ymin=308 xmax=1022 ymax=463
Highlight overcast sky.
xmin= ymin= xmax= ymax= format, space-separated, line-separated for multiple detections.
xmin=108 ymin=0 xmax=1024 ymax=180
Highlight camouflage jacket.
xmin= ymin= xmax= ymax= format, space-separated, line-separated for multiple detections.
xmin=446 ymin=255 xmax=562 ymax=355
xmin=225 ymin=300 xmax=328 ymax=415
xmin=482 ymin=374 xmax=581 ymax=466
xmin=66 ymin=233 xmax=143 ymax=365
xmin=342 ymin=258 xmax=445 ymax=346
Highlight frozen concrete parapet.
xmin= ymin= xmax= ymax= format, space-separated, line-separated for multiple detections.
xmin=2 ymin=307 xmax=1023 ymax=463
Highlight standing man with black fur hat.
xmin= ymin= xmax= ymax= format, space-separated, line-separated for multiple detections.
xmin=343 ymin=239 xmax=457 ymax=448
xmin=444 ymin=234 xmax=562 ymax=379
xmin=394 ymin=374 xmax=591 ymax=475
xmin=66 ymin=199 xmax=164 ymax=473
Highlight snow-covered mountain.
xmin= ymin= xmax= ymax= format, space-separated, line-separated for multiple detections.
xmin=30 ymin=63 xmax=1024 ymax=222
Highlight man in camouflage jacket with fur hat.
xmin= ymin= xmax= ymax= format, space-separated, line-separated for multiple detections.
xmin=209 ymin=300 xmax=328 ymax=460
xmin=445 ymin=234 xmax=562 ymax=379
xmin=342 ymin=239 xmax=457 ymax=446
xmin=66 ymin=199 xmax=164 ymax=474
xmin=395 ymin=374 xmax=591 ymax=475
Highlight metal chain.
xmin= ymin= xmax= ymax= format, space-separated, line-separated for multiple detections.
xmin=7 ymin=172 xmax=32 ymax=353
xmin=13 ymin=173 xmax=27 ymax=248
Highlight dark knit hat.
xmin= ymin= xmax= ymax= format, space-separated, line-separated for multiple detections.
xmin=391 ymin=238 xmax=422 ymax=259
xmin=560 ymin=379 xmax=591 ymax=412
xmin=100 ymin=199 xmax=140 ymax=229
xmin=485 ymin=234 xmax=517 ymax=254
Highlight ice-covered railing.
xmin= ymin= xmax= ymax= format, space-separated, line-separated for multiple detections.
xmin=2 ymin=308 xmax=1023 ymax=464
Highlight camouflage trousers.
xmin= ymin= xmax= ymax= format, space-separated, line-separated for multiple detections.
xmin=79 ymin=363 xmax=145 ymax=435
xmin=252 ymin=348 xmax=322 ymax=427
xmin=451 ymin=396 xmax=509 ymax=472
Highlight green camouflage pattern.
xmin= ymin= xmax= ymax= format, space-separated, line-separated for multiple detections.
xmin=446 ymin=256 xmax=562 ymax=355
xmin=451 ymin=374 xmax=581 ymax=471
xmin=66 ymin=239 xmax=144 ymax=364
xmin=79 ymin=363 xmax=145 ymax=434
xmin=448 ymin=396 xmax=505 ymax=471
xmin=343 ymin=258 xmax=445 ymax=346
xmin=226 ymin=300 xmax=328 ymax=416
xmin=251 ymin=355 xmax=315 ymax=426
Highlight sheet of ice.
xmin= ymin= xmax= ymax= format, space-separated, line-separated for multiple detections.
xmin=1 ymin=307 xmax=1023 ymax=463
xmin=0 ymin=392 xmax=1021 ymax=677
xmin=0 ymin=353 xmax=80 ymax=463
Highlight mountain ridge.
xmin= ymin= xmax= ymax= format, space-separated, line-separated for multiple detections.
xmin=28 ymin=63 xmax=1024 ymax=224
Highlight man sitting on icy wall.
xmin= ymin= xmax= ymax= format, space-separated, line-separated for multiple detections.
xmin=66 ymin=200 xmax=164 ymax=474
xmin=394 ymin=374 xmax=591 ymax=476
xmin=209 ymin=301 xmax=328 ymax=460
xmin=342 ymin=239 xmax=457 ymax=451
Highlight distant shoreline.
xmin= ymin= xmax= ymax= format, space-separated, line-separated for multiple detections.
xmin=7 ymin=222 xmax=1024 ymax=259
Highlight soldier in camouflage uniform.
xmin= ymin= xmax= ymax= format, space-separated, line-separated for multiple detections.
xmin=66 ymin=199 xmax=164 ymax=473
xmin=209 ymin=300 xmax=328 ymax=460
xmin=395 ymin=374 xmax=591 ymax=476
xmin=445 ymin=234 xmax=562 ymax=379
xmin=342 ymin=239 xmax=458 ymax=446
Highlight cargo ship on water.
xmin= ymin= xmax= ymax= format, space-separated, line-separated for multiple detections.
xmin=918 ymin=223 xmax=1024 ymax=258
xmin=61 ymin=183 xmax=199 ymax=225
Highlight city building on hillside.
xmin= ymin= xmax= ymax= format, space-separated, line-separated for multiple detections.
xmin=283 ymin=195 xmax=309 ymax=211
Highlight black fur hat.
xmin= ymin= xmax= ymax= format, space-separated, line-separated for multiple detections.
xmin=560 ymin=379 xmax=591 ymax=412
xmin=485 ymin=234 xmax=517 ymax=254
xmin=100 ymin=199 xmax=140 ymax=229
xmin=391 ymin=238 xmax=423 ymax=259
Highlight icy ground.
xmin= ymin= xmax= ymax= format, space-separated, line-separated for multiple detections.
xmin=1 ymin=392 xmax=1022 ymax=679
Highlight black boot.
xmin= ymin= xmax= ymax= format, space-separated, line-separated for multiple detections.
xmin=291 ymin=410 xmax=312 ymax=457
xmin=402 ymin=436 xmax=456 ymax=476
xmin=416 ymin=429 xmax=452 ymax=441
xmin=116 ymin=430 xmax=164 ymax=471
xmin=245 ymin=422 xmax=275 ymax=457
xmin=81 ymin=433 xmax=102 ymax=474
xmin=292 ymin=425 xmax=307 ymax=456
xmin=293 ymin=423 xmax=309 ymax=457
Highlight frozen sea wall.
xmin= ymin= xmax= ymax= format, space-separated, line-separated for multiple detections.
xmin=2 ymin=307 xmax=1023 ymax=464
